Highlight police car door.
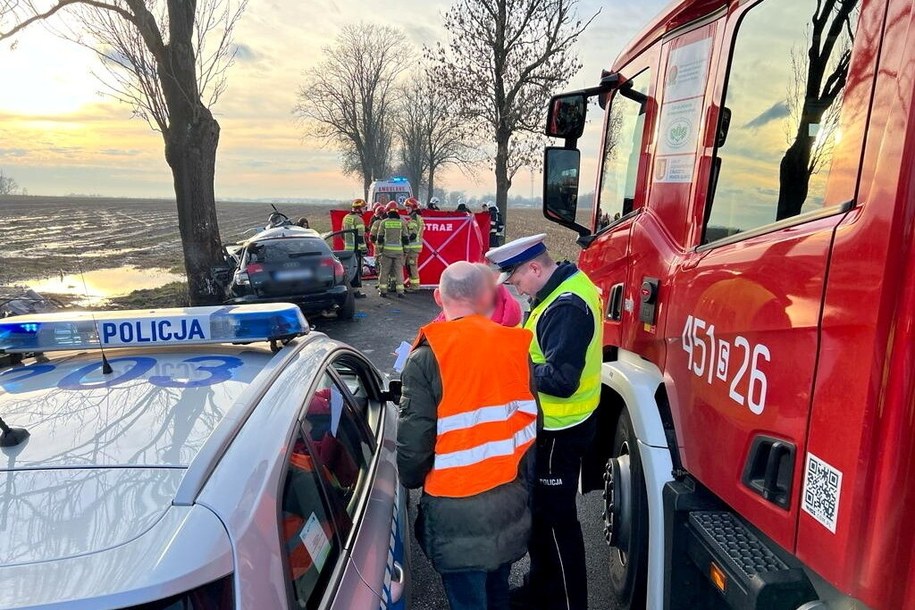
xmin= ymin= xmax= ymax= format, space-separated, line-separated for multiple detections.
xmin=662 ymin=0 xmax=872 ymax=552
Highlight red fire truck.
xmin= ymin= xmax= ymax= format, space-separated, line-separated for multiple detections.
xmin=541 ymin=0 xmax=913 ymax=608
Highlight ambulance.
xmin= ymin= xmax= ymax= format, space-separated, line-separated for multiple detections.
xmin=368 ymin=177 xmax=413 ymax=206
xmin=540 ymin=0 xmax=915 ymax=608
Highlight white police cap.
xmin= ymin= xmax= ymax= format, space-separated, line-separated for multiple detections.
xmin=485 ymin=233 xmax=548 ymax=283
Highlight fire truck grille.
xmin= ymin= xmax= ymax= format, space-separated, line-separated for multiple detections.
xmin=689 ymin=511 xmax=788 ymax=577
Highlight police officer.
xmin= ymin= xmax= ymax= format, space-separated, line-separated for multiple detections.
xmin=342 ymin=199 xmax=369 ymax=299
xmin=371 ymin=201 xmax=409 ymax=298
xmin=403 ymin=197 xmax=424 ymax=292
xmin=486 ymin=234 xmax=603 ymax=610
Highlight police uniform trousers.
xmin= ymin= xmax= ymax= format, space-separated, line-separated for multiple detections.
xmin=529 ymin=412 xmax=597 ymax=610
xmin=377 ymin=252 xmax=404 ymax=294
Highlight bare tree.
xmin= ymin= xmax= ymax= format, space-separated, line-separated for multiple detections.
xmin=396 ymin=69 xmax=473 ymax=202
xmin=0 ymin=169 xmax=19 ymax=195
xmin=395 ymin=80 xmax=430 ymax=198
xmin=0 ymin=0 xmax=247 ymax=304
xmin=777 ymin=0 xmax=857 ymax=220
xmin=295 ymin=24 xmax=408 ymax=200
xmin=429 ymin=0 xmax=597 ymax=222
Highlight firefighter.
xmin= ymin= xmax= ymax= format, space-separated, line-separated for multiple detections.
xmin=427 ymin=196 xmax=441 ymax=211
xmin=403 ymin=197 xmax=424 ymax=292
xmin=342 ymin=199 xmax=368 ymax=299
xmin=487 ymin=202 xmax=505 ymax=248
xmin=371 ymin=201 xmax=409 ymax=298
xmin=486 ymin=234 xmax=603 ymax=610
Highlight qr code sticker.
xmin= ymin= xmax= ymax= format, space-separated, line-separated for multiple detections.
xmin=802 ymin=453 xmax=842 ymax=533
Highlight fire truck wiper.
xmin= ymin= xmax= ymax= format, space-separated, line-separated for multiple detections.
xmin=0 ymin=416 xmax=29 ymax=448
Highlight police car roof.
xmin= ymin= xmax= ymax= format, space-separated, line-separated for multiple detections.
xmin=0 ymin=344 xmax=277 ymax=469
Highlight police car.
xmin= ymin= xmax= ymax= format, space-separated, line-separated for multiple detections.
xmin=0 ymin=304 xmax=409 ymax=609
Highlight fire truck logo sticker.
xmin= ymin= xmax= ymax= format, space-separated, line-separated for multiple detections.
xmin=665 ymin=118 xmax=692 ymax=149
xmin=802 ymin=453 xmax=842 ymax=534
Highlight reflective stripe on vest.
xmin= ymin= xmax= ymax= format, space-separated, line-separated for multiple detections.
xmin=382 ymin=218 xmax=405 ymax=251
xmin=342 ymin=213 xmax=365 ymax=251
xmin=525 ymin=270 xmax=603 ymax=430
xmin=406 ymin=216 xmax=424 ymax=251
xmin=419 ymin=315 xmax=536 ymax=498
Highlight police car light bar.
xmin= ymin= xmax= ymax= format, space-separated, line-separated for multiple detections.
xmin=0 ymin=304 xmax=309 ymax=353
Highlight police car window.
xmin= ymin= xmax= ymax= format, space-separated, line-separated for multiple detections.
xmin=302 ymin=372 xmax=374 ymax=527
xmin=247 ymin=238 xmax=328 ymax=263
xmin=704 ymin=0 xmax=860 ymax=243
xmin=596 ymin=69 xmax=650 ymax=230
xmin=331 ymin=356 xmax=380 ymax=433
xmin=281 ymin=426 xmax=343 ymax=610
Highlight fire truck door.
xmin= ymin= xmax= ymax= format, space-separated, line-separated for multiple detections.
xmin=662 ymin=0 xmax=866 ymax=553
xmin=580 ymin=63 xmax=656 ymax=348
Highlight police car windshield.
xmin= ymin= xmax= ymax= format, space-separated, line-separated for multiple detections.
xmin=0 ymin=345 xmax=276 ymax=469
xmin=247 ymin=237 xmax=329 ymax=263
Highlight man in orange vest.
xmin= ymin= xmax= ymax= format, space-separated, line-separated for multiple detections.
xmin=397 ymin=261 xmax=537 ymax=610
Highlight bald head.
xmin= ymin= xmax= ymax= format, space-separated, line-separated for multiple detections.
xmin=436 ymin=261 xmax=495 ymax=320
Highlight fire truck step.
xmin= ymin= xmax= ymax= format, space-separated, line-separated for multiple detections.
xmin=686 ymin=511 xmax=818 ymax=610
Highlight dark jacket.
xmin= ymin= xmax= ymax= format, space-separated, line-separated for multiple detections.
xmin=397 ymin=341 xmax=533 ymax=573
xmin=528 ymin=262 xmax=595 ymax=398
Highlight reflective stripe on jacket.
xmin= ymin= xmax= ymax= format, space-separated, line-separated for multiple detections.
xmin=380 ymin=218 xmax=407 ymax=252
xmin=526 ymin=270 xmax=603 ymax=430
xmin=418 ymin=314 xmax=536 ymax=498
xmin=406 ymin=215 xmax=424 ymax=251
xmin=341 ymin=212 xmax=366 ymax=251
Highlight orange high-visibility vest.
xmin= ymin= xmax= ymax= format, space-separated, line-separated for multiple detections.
xmin=417 ymin=314 xmax=537 ymax=498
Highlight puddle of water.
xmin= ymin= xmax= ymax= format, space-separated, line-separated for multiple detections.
xmin=25 ymin=266 xmax=184 ymax=306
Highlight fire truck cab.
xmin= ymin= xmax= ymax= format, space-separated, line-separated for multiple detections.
xmin=542 ymin=0 xmax=915 ymax=609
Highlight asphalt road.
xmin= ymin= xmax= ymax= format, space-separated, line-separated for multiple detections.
xmin=317 ymin=290 xmax=619 ymax=610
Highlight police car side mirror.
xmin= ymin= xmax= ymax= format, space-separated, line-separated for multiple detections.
xmin=543 ymin=147 xmax=590 ymax=239
xmin=383 ymin=379 xmax=403 ymax=404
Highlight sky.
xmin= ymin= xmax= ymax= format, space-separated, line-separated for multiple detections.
xmin=0 ymin=0 xmax=670 ymax=202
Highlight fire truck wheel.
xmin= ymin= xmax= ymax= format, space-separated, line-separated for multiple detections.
xmin=603 ymin=409 xmax=648 ymax=608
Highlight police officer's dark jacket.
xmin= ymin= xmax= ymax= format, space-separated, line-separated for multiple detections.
xmin=526 ymin=262 xmax=596 ymax=398
xmin=397 ymin=339 xmax=534 ymax=573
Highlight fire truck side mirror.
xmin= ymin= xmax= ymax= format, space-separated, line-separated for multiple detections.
xmin=546 ymin=93 xmax=587 ymax=140
xmin=543 ymin=147 xmax=589 ymax=238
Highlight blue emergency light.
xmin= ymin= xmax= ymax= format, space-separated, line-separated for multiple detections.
xmin=0 ymin=304 xmax=309 ymax=353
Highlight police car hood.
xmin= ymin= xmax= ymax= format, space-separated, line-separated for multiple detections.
xmin=0 ymin=467 xmax=183 ymax=567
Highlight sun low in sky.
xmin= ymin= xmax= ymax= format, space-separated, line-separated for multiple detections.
xmin=0 ymin=0 xmax=667 ymax=201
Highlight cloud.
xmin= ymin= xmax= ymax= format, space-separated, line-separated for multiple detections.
xmin=743 ymin=101 xmax=789 ymax=129
xmin=232 ymin=43 xmax=258 ymax=63
xmin=0 ymin=148 xmax=28 ymax=158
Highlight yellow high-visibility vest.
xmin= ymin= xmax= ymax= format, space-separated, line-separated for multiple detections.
xmin=525 ymin=270 xmax=603 ymax=430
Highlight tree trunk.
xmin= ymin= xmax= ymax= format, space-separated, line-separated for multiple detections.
xmin=777 ymin=106 xmax=819 ymax=221
xmin=164 ymin=108 xmax=226 ymax=306
xmin=363 ymin=174 xmax=371 ymax=202
xmin=427 ymin=165 xmax=435 ymax=203
xmin=494 ymin=131 xmax=512 ymax=226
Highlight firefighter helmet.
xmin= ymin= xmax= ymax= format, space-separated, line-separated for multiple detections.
xmin=352 ymin=199 xmax=367 ymax=209
xmin=404 ymin=197 xmax=420 ymax=210
xmin=385 ymin=201 xmax=400 ymax=213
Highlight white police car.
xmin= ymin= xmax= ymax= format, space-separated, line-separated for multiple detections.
xmin=0 ymin=304 xmax=409 ymax=610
